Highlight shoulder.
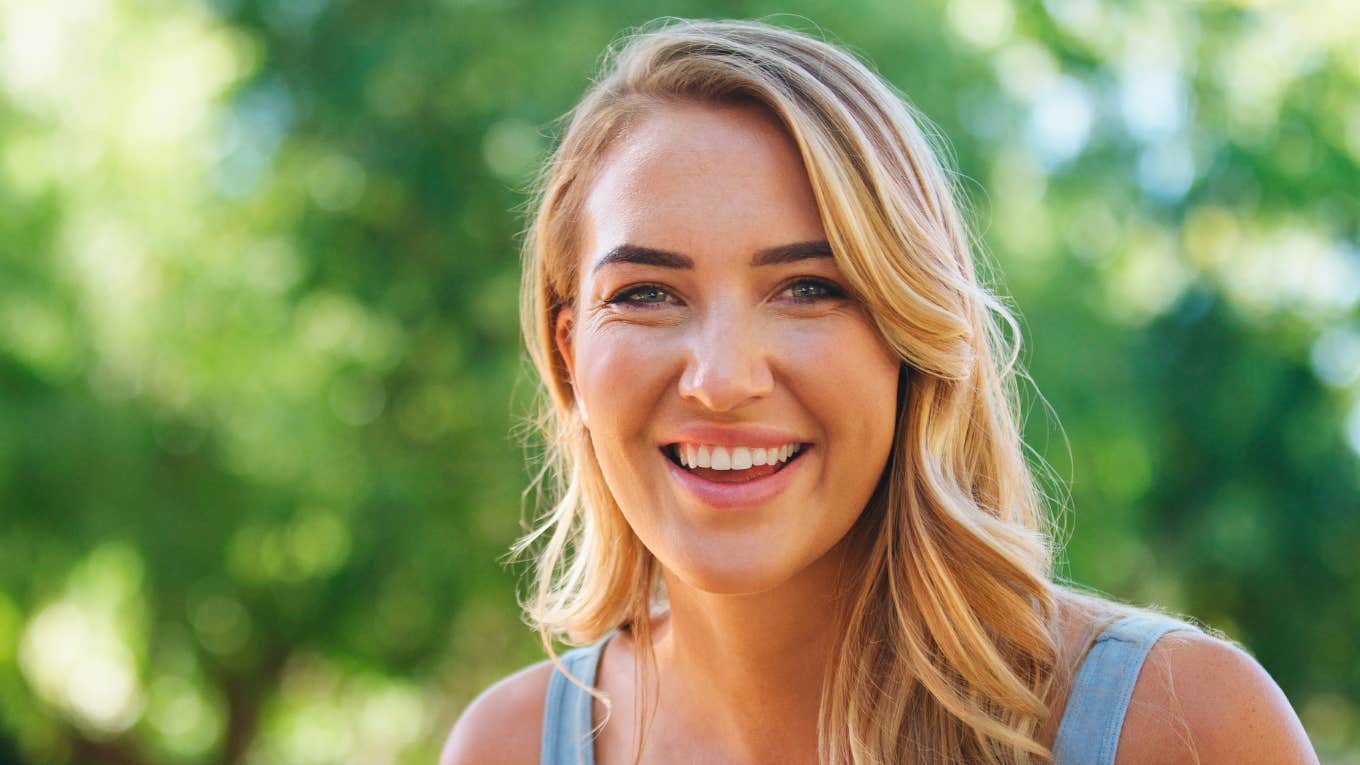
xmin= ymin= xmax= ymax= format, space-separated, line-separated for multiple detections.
xmin=1115 ymin=627 xmax=1319 ymax=765
xmin=439 ymin=659 xmax=556 ymax=765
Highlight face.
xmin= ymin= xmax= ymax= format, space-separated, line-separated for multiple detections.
xmin=555 ymin=102 xmax=901 ymax=595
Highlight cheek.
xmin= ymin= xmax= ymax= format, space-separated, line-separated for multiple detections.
xmin=573 ymin=326 xmax=676 ymax=431
xmin=775 ymin=319 xmax=901 ymax=425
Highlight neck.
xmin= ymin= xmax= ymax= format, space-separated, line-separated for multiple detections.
xmin=646 ymin=536 xmax=859 ymax=757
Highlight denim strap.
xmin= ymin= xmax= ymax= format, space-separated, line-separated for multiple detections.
xmin=540 ymin=633 xmax=612 ymax=765
xmin=1052 ymin=615 xmax=1196 ymax=764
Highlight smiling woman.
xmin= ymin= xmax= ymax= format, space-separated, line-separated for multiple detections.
xmin=442 ymin=18 xmax=1318 ymax=765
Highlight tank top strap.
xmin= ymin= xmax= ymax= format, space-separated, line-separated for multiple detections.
xmin=1052 ymin=613 xmax=1199 ymax=765
xmin=540 ymin=631 xmax=614 ymax=765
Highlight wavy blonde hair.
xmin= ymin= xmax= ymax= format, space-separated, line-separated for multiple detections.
xmin=512 ymin=17 xmax=1101 ymax=765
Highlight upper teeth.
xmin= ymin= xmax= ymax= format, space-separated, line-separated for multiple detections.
xmin=676 ymin=443 xmax=802 ymax=470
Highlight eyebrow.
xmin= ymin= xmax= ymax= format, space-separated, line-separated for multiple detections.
xmin=752 ymin=240 xmax=835 ymax=266
xmin=591 ymin=240 xmax=834 ymax=273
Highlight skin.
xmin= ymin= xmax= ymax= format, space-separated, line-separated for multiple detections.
xmin=441 ymin=101 xmax=1320 ymax=764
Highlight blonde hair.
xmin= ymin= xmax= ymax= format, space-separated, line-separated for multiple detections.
xmin=513 ymin=17 xmax=1092 ymax=764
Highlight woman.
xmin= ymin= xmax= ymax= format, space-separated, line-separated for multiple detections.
xmin=444 ymin=18 xmax=1317 ymax=765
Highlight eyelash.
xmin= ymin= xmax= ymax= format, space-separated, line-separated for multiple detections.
xmin=604 ymin=278 xmax=846 ymax=308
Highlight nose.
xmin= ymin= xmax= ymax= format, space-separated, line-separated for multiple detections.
xmin=677 ymin=307 xmax=775 ymax=412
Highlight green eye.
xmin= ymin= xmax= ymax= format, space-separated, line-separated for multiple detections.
xmin=630 ymin=287 xmax=668 ymax=302
xmin=606 ymin=285 xmax=674 ymax=306
xmin=790 ymin=282 xmax=828 ymax=299
xmin=786 ymin=278 xmax=844 ymax=303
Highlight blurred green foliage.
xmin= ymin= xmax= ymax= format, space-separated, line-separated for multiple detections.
xmin=0 ymin=0 xmax=1356 ymax=762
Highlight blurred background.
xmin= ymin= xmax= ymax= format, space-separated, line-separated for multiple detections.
xmin=0 ymin=0 xmax=1356 ymax=762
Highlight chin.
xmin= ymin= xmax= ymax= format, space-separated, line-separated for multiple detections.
xmin=664 ymin=544 xmax=807 ymax=596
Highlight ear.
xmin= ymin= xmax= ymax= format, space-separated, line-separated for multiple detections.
xmin=554 ymin=306 xmax=587 ymax=425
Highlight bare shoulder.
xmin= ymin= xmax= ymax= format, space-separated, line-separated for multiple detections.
xmin=1115 ymin=628 xmax=1319 ymax=765
xmin=440 ymin=659 xmax=556 ymax=765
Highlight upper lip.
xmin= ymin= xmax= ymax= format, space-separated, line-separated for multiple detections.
xmin=661 ymin=424 xmax=810 ymax=449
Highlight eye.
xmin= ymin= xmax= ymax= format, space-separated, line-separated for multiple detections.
xmin=604 ymin=284 xmax=678 ymax=308
xmin=782 ymin=278 xmax=845 ymax=303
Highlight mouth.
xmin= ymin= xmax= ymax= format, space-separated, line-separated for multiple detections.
xmin=661 ymin=442 xmax=811 ymax=484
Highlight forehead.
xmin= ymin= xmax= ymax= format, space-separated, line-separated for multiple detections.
xmin=582 ymin=102 xmax=825 ymax=259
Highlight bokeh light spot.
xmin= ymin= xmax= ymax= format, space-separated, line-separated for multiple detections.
xmin=307 ymin=153 xmax=367 ymax=212
xmin=947 ymin=0 xmax=1014 ymax=50
xmin=192 ymin=595 xmax=252 ymax=656
xmin=482 ymin=118 xmax=543 ymax=182
xmin=1025 ymin=76 xmax=1093 ymax=169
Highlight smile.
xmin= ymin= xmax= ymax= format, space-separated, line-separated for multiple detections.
xmin=669 ymin=442 xmax=803 ymax=471
xmin=661 ymin=442 xmax=812 ymax=509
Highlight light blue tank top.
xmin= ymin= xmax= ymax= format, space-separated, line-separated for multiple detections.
xmin=540 ymin=614 xmax=1194 ymax=765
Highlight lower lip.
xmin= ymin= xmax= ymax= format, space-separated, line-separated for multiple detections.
xmin=662 ymin=447 xmax=811 ymax=510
